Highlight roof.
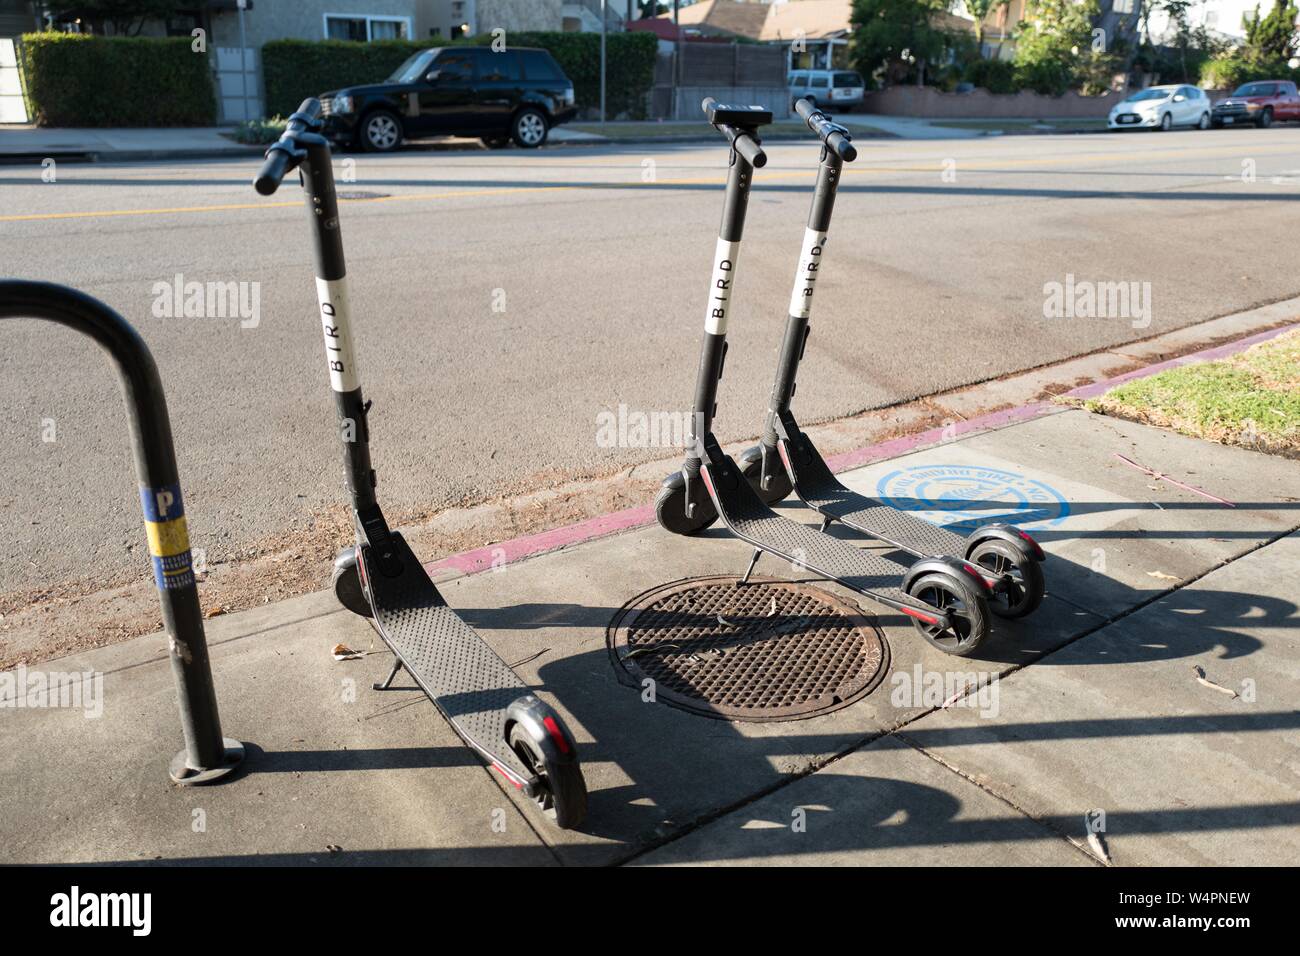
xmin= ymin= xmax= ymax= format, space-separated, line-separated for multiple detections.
xmin=660 ymin=0 xmax=772 ymax=39
xmin=657 ymin=0 xmax=989 ymax=43
xmin=760 ymin=0 xmax=855 ymax=41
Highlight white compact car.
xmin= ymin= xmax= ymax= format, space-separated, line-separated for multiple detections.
xmin=1108 ymin=85 xmax=1212 ymax=131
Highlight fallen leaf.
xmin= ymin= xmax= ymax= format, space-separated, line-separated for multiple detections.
xmin=1192 ymin=665 xmax=1238 ymax=698
xmin=1146 ymin=571 xmax=1179 ymax=581
xmin=203 ymin=606 xmax=225 ymax=618
xmin=1087 ymin=831 xmax=1111 ymax=862
xmin=332 ymin=643 xmax=364 ymax=661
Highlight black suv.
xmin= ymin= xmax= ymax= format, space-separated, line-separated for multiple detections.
xmin=320 ymin=46 xmax=577 ymax=152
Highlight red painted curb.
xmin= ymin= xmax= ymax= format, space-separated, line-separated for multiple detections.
xmin=424 ymin=322 xmax=1297 ymax=580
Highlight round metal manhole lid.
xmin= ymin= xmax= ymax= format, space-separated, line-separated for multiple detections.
xmin=607 ymin=576 xmax=890 ymax=722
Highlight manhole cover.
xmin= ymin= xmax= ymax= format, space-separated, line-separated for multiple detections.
xmin=336 ymin=190 xmax=390 ymax=200
xmin=607 ymin=576 xmax=889 ymax=722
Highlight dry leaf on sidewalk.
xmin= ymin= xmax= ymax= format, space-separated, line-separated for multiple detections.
xmin=1146 ymin=570 xmax=1179 ymax=581
xmin=331 ymin=643 xmax=364 ymax=661
xmin=1192 ymin=665 xmax=1238 ymax=698
xmin=1086 ymin=831 xmax=1111 ymax=863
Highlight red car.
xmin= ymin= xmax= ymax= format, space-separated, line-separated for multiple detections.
xmin=1211 ymin=80 xmax=1300 ymax=127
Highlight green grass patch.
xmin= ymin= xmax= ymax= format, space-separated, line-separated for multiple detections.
xmin=1083 ymin=329 xmax=1300 ymax=458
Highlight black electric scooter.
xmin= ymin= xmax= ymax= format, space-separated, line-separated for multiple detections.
xmin=737 ymin=99 xmax=1046 ymax=619
xmin=254 ymin=99 xmax=586 ymax=828
xmin=655 ymin=98 xmax=994 ymax=656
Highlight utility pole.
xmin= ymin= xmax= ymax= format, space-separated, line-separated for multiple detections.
xmin=236 ymin=0 xmax=250 ymax=121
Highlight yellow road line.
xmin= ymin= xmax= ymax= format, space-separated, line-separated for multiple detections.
xmin=1 ymin=141 xmax=1291 ymax=224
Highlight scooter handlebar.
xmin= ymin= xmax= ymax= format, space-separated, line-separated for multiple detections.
xmin=795 ymin=97 xmax=857 ymax=163
xmin=701 ymin=96 xmax=768 ymax=168
xmin=253 ymin=98 xmax=324 ymax=196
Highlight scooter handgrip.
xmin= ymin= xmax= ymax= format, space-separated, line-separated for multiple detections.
xmin=253 ymin=148 xmax=293 ymax=196
xmin=701 ymin=96 xmax=718 ymax=116
xmin=290 ymin=97 xmax=323 ymax=128
xmin=734 ymin=133 xmax=767 ymax=169
xmin=828 ymin=131 xmax=858 ymax=163
xmin=794 ymin=97 xmax=820 ymax=123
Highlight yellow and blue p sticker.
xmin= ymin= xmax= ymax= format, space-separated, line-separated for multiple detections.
xmin=140 ymin=483 xmax=194 ymax=591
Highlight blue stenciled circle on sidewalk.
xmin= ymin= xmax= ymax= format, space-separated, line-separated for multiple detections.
xmin=875 ymin=464 xmax=1070 ymax=530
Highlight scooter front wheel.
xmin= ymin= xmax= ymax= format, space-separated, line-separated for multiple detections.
xmin=654 ymin=472 xmax=718 ymax=536
xmin=738 ymin=444 xmax=793 ymax=505
xmin=508 ymin=722 xmax=587 ymax=830
xmin=331 ymin=547 xmax=373 ymax=618
xmin=969 ymin=538 xmax=1044 ymax=619
xmin=906 ymin=571 xmax=989 ymax=656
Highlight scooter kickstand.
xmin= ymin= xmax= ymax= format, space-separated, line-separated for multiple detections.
xmin=740 ymin=548 xmax=763 ymax=584
xmin=373 ymin=657 xmax=405 ymax=691
xmin=819 ymin=515 xmax=832 ymax=533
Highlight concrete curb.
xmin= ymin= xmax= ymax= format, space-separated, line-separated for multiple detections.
xmin=424 ymin=320 xmax=1300 ymax=583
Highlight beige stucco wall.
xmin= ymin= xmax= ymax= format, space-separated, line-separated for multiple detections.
xmin=475 ymin=0 xmax=563 ymax=32
xmin=862 ymin=85 xmax=1119 ymax=119
xmin=209 ymin=1 xmax=444 ymax=48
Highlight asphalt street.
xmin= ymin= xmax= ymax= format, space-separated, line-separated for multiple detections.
xmin=4 ymin=126 xmax=1300 ymax=595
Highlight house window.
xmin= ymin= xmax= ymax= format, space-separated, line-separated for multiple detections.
xmin=1113 ymin=0 xmax=1135 ymax=12
xmin=324 ymin=14 xmax=411 ymax=41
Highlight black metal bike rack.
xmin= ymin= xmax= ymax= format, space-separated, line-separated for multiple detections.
xmin=0 ymin=280 xmax=244 ymax=784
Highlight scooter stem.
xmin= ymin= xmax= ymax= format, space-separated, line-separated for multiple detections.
xmin=761 ymin=145 xmax=844 ymax=450
xmin=684 ymin=142 xmax=759 ymax=481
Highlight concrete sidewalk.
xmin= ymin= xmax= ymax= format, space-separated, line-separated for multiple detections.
xmin=0 ymin=125 xmax=261 ymax=162
xmin=2 ymin=388 xmax=1296 ymax=866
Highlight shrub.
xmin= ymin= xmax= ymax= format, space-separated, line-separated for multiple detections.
xmin=1200 ymin=52 xmax=1294 ymax=90
xmin=262 ymin=32 xmax=659 ymax=120
xmin=230 ymin=115 xmax=288 ymax=144
xmin=262 ymin=38 xmax=441 ymax=118
xmin=965 ymin=58 xmax=1017 ymax=94
xmin=19 ymin=32 xmax=215 ymax=127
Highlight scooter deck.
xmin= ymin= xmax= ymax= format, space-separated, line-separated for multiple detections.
xmin=700 ymin=439 xmax=918 ymax=610
xmin=780 ymin=425 xmax=968 ymax=559
xmin=360 ymin=533 xmax=533 ymax=783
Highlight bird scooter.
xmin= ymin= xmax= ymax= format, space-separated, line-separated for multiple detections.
xmin=254 ymin=99 xmax=586 ymax=827
xmin=738 ymin=99 xmax=1046 ymax=619
xmin=655 ymin=98 xmax=994 ymax=655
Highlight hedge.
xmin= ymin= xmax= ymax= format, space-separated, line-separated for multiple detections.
xmin=263 ymin=31 xmax=658 ymax=120
xmin=20 ymin=33 xmax=216 ymax=127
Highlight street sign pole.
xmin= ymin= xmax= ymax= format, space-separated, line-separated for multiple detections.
xmin=237 ymin=0 xmax=250 ymax=122
xmin=600 ymin=0 xmax=607 ymax=125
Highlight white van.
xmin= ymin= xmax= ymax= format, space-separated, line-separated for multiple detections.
xmin=787 ymin=69 xmax=866 ymax=112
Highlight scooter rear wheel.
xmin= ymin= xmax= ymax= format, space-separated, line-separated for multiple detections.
xmin=654 ymin=473 xmax=718 ymax=536
xmin=969 ymin=538 xmax=1044 ymax=619
xmin=508 ymin=723 xmax=587 ymax=830
xmin=905 ymin=571 xmax=989 ymax=656
xmin=739 ymin=444 xmax=793 ymax=505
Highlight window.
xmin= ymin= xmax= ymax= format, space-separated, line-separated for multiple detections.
xmin=481 ymin=51 xmax=521 ymax=83
xmin=324 ymin=14 xmax=411 ymax=41
xmin=521 ymin=50 xmax=561 ymax=82
xmin=810 ymin=74 xmax=829 ymax=88
xmin=833 ymin=72 xmax=864 ymax=88
xmin=431 ymin=49 xmax=476 ymax=82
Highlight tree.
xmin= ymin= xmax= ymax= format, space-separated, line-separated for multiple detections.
xmin=1013 ymin=0 xmax=1104 ymax=94
xmin=45 ymin=0 xmax=181 ymax=36
xmin=850 ymin=0 xmax=951 ymax=86
xmin=1244 ymin=0 xmax=1299 ymax=61
xmin=964 ymin=0 xmax=1009 ymax=47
